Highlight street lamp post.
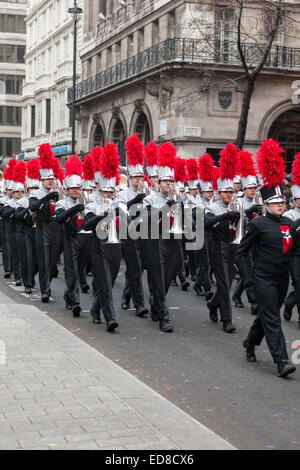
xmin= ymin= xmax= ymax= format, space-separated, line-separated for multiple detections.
xmin=68 ymin=2 xmax=83 ymax=155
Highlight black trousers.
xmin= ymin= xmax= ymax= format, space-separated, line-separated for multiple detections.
xmin=234 ymin=253 xmax=256 ymax=304
xmin=194 ymin=244 xmax=211 ymax=293
xmin=0 ymin=218 xmax=11 ymax=274
xmin=8 ymin=221 xmax=21 ymax=282
xmin=121 ymin=238 xmax=145 ymax=308
xmin=148 ymin=238 xmax=180 ymax=321
xmin=77 ymin=233 xmax=92 ymax=290
xmin=209 ymin=241 xmax=236 ymax=323
xmin=24 ymin=226 xmax=38 ymax=288
xmin=247 ymin=268 xmax=289 ymax=364
xmin=63 ymin=233 xmax=91 ymax=307
xmin=92 ymin=238 xmax=121 ymax=324
xmin=284 ymin=255 xmax=300 ymax=317
xmin=35 ymin=221 xmax=61 ymax=296
xmin=16 ymin=227 xmax=31 ymax=288
xmin=173 ymin=240 xmax=187 ymax=284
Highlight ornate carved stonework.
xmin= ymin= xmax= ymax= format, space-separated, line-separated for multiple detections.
xmin=146 ymin=78 xmax=159 ymax=98
xmin=112 ymin=107 xmax=120 ymax=120
xmin=92 ymin=112 xmax=102 ymax=123
xmin=160 ymin=73 xmax=174 ymax=94
xmin=134 ymin=99 xmax=144 ymax=114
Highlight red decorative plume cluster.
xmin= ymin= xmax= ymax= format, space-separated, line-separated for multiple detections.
xmin=256 ymin=139 xmax=285 ymax=188
xmin=212 ymin=166 xmax=219 ymax=191
xmin=219 ymin=143 xmax=239 ymax=181
xmin=144 ymin=141 xmax=158 ymax=167
xmin=82 ymin=153 xmax=94 ymax=181
xmin=101 ymin=142 xmax=120 ymax=186
xmin=27 ymin=159 xmax=40 ymax=180
xmin=13 ymin=161 xmax=26 ymax=184
xmin=38 ymin=143 xmax=54 ymax=169
xmin=91 ymin=146 xmax=102 ymax=172
xmin=125 ymin=134 xmax=144 ymax=166
xmin=64 ymin=155 xmax=82 ymax=177
xmin=174 ymin=157 xmax=187 ymax=183
xmin=157 ymin=142 xmax=177 ymax=169
xmin=198 ymin=153 xmax=214 ymax=182
xmin=186 ymin=158 xmax=199 ymax=181
xmin=292 ymin=153 xmax=300 ymax=186
xmin=52 ymin=157 xmax=61 ymax=180
xmin=4 ymin=158 xmax=17 ymax=181
xmin=238 ymin=150 xmax=256 ymax=177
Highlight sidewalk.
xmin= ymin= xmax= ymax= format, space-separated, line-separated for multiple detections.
xmin=0 ymin=291 xmax=236 ymax=450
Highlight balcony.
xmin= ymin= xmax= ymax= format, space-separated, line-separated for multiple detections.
xmin=68 ymin=38 xmax=300 ymax=103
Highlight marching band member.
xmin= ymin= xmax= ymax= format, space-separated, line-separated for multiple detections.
xmin=54 ymin=155 xmax=86 ymax=317
xmin=2 ymin=159 xmax=22 ymax=286
xmin=283 ymin=152 xmax=300 ymax=328
xmin=232 ymin=150 xmax=260 ymax=314
xmin=0 ymin=160 xmax=16 ymax=279
xmin=29 ymin=143 xmax=60 ymax=303
xmin=144 ymin=141 xmax=159 ymax=193
xmin=117 ymin=134 xmax=148 ymax=317
xmin=83 ymin=142 xmax=121 ymax=332
xmin=239 ymin=139 xmax=296 ymax=377
xmin=143 ymin=142 xmax=181 ymax=333
xmin=204 ymin=143 xmax=240 ymax=333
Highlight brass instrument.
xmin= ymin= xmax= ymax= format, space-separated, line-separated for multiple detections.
xmin=95 ymin=196 xmax=120 ymax=244
xmin=167 ymin=184 xmax=184 ymax=235
xmin=229 ymin=196 xmax=244 ymax=244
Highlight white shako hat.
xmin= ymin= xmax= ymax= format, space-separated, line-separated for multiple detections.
xmin=156 ymin=142 xmax=177 ymax=181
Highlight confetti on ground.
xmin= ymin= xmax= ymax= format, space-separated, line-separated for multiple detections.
xmin=131 ymin=337 xmax=137 ymax=341
xmin=189 ymin=352 xmax=194 ymax=356
xmin=169 ymin=352 xmax=176 ymax=355
xmin=261 ymin=359 xmax=267 ymax=362
xmin=181 ymin=397 xmax=188 ymax=401
xmin=115 ymin=359 xmax=120 ymax=363
xmin=170 ymin=307 xmax=179 ymax=310
xmin=71 ymin=328 xmax=80 ymax=332
xmin=277 ymin=413 xmax=283 ymax=416
xmin=47 ymin=443 xmax=57 ymax=448
xmin=88 ymin=386 xmax=95 ymax=390
xmin=165 ymin=387 xmax=171 ymax=391
xmin=134 ymin=370 xmax=139 ymax=374
xmin=206 ymin=409 xmax=214 ymax=412
xmin=266 ymin=445 xmax=276 ymax=449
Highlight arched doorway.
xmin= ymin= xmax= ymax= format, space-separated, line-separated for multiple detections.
xmin=91 ymin=123 xmax=105 ymax=147
xmin=268 ymin=110 xmax=300 ymax=173
xmin=134 ymin=113 xmax=151 ymax=144
xmin=112 ymin=118 xmax=126 ymax=167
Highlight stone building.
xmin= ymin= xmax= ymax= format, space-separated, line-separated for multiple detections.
xmin=0 ymin=0 xmax=26 ymax=161
xmin=21 ymin=0 xmax=83 ymax=162
xmin=71 ymin=0 xmax=300 ymax=171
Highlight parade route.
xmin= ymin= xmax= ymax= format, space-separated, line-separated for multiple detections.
xmin=0 ymin=265 xmax=299 ymax=450
xmin=0 ymin=288 xmax=235 ymax=450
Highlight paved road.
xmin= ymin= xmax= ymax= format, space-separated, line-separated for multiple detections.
xmin=1 ymin=261 xmax=300 ymax=450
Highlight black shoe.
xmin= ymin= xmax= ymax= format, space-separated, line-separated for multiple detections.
xmin=251 ymin=303 xmax=258 ymax=315
xmin=41 ymin=294 xmax=49 ymax=303
xmin=243 ymin=339 xmax=256 ymax=362
xmin=136 ymin=306 xmax=148 ymax=318
xmin=232 ymin=295 xmax=244 ymax=308
xmin=193 ymin=284 xmax=204 ymax=296
xmin=15 ymin=280 xmax=22 ymax=287
xmin=81 ymin=284 xmax=89 ymax=294
xmin=72 ymin=305 xmax=81 ymax=317
xmin=90 ymin=309 xmax=102 ymax=324
xmin=25 ymin=287 xmax=32 ymax=294
xmin=207 ymin=301 xmax=218 ymax=323
xmin=223 ymin=322 xmax=236 ymax=333
xmin=4 ymin=272 xmax=11 ymax=279
xmin=283 ymin=305 xmax=293 ymax=322
xmin=277 ymin=360 xmax=296 ymax=378
xmin=171 ymin=280 xmax=178 ymax=287
xmin=121 ymin=302 xmax=130 ymax=310
xmin=181 ymin=280 xmax=190 ymax=291
xmin=205 ymin=290 xmax=213 ymax=302
xmin=159 ymin=320 xmax=173 ymax=333
xmin=107 ymin=320 xmax=118 ymax=332
xmin=87 ymin=272 xmax=93 ymax=277
xmin=191 ymin=275 xmax=196 ymax=282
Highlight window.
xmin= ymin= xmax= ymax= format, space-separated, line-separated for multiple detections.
xmin=0 ymin=137 xmax=21 ymax=157
xmin=0 ymin=106 xmax=22 ymax=126
xmin=0 ymin=45 xmax=25 ymax=64
xmin=46 ymin=99 xmax=51 ymax=134
xmin=17 ymin=46 xmax=25 ymax=63
xmin=31 ymin=105 xmax=35 ymax=137
xmin=0 ymin=107 xmax=2 ymax=125
xmin=0 ymin=14 xmax=25 ymax=33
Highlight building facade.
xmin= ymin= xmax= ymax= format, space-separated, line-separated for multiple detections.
xmin=71 ymin=0 xmax=300 ymax=171
xmin=0 ymin=0 xmax=26 ymax=162
xmin=21 ymin=0 xmax=83 ymax=162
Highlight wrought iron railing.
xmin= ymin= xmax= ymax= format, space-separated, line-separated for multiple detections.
xmin=68 ymin=38 xmax=300 ymax=102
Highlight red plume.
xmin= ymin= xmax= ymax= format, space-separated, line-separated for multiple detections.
xmin=174 ymin=157 xmax=187 ymax=183
xmin=238 ymin=150 xmax=256 ymax=177
xmin=198 ymin=153 xmax=214 ymax=182
xmin=144 ymin=141 xmax=158 ymax=167
xmin=219 ymin=143 xmax=239 ymax=181
xmin=13 ymin=161 xmax=26 ymax=184
xmin=8 ymin=158 xmax=17 ymax=170
xmin=101 ymin=142 xmax=120 ymax=185
xmin=157 ymin=142 xmax=177 ymax=169
xmin=64 ymin=155 xmax=82 ymax=177
xmin=125 ymin=134 xmax=144 ymax=166
xmin=256 ymin=139 xmax=285 ymax=188
xmin=83 ymin=153 xmax=94 ymax=181
xmin=292 ymin=153 xmax=300 ymax=187
xmin=186 ymin=158 xmax=199 ymax=181
xmin=212 ymin=166 xmax=219 ymax=191
xmin=27 ymin=159 xmax=40 ymax=180
xmin=91 ymin=146 xmax=103 ymax=172
xmin=38 ymin=143 xmax=54 ymax=169
xmin=4 ymin=158 xmax=17 ymax=180
xmin=52 ymin=157 xmax=62 ymax=180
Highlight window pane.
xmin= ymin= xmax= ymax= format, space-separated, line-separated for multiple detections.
xmin=0 ymin=137 xmax=2 ymax=155
xmin=17 ymin=46 xmax=25 ymax=63
xmin=46 ymin=99 xmax=51 ymax=134
xmin=16 ymin=77 xmax=23 ymax=95
xmin=0 ymin=46 xmax=4 ymax=62
xmin=6 ymin=46 xmax=15 ymax=63
xmin=16 ymin=16 xmax=25 ymax=34
xmin=6 ymin=138 xmax=12 ymax=156
xmin=31 ymin=105 xmax=35 ymax=137
xmin=7 ymin=15 xmax=16 ymax=33
xmin=6 ymin=75 xmax=15 ymax=94
xmin=16 ymin=107 xmax=21 ymax=125
xmin=7 ymin=107 xmax=14 ymax=124
xmin=0 ymin=107 xmax=3 ymax=125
